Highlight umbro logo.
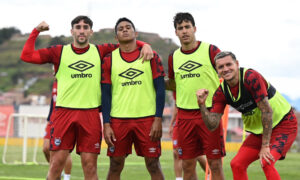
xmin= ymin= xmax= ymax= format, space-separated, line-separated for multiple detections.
xmin=119 ymin=68 xmax=144 ymax=80
xmin=68 ymin=60 xmax=94 ymax=72
xmin=179 ymin=60 xmax=202 ymax=72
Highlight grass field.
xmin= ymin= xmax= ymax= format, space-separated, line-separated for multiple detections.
xmin=0 ymin=146 xmax=300 ymax=180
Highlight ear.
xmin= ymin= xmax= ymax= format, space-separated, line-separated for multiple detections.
xmin=175 ymin=29 xmax=179 ymax=37
xmin=194 ymin=26 xmax=197 ymax=33
xmin=135 ymin=31 xmax=138 ymax=38
xmin=236 ymin=60 xmax=239 ymax=67
xmin=70 ymin=29 xmax=74 ymax=36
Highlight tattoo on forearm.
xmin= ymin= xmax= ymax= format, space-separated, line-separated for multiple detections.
xmin=200 ymin=105 xmax=222 ymax=131
xmin=257 ymin=97 xmax=273 ymax=146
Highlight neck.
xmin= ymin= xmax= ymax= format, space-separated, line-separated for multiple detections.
xmin=119 ymin=39 xmax=137 ymax=52
xmin=181 ymin=40 xmax=198 ymax=51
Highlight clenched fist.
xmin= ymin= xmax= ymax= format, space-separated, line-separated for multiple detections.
xmin=196 ymin=89 xmax=209 ymax=106
xmin=36 ymin=21 xmax=49 ymax=32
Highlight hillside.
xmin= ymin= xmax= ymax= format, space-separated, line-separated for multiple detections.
xmin=0 ymin=28 xmax=178 ymax=97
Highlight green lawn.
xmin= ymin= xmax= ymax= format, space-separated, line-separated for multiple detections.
xmin=0 ymin=146 xmax=300 ymax=180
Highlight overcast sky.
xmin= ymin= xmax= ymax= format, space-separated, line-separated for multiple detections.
xmin=1 ymin=0 xmax=300 ymax=99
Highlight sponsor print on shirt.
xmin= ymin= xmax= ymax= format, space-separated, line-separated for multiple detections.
xmin=178 ymin=60 xmax=202 ymax=79
xmin=68 ymin=60 xmax=94 ymax=78
xmin=119 ymin=68 xmax=144 ymax=86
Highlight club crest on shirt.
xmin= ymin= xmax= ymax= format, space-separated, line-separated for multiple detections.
xmin=54 ymin=138 xmax=61 ymax=146
xmin=177 ymin=148 xmax=183 ymax=155
xmin=109 ymin=146 xmax=115 ymax=153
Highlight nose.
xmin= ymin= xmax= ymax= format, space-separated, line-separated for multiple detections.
xmin=79 ymin=27 xmax=85 ymax=33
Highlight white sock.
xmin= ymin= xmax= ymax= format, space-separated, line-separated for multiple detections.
xmin=176 ymin=178 xmax=183 ymax=180
xmin=64 ymin=174 xmax=71 ymax=180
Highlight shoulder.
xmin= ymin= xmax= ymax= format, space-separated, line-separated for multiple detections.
xmin=244 ymin=69 xmax=265 ymax=85
xmin=47 ymin=44 xmax=64 ymax=51
xmin=103 ymin=52 xmax=113 ymax=61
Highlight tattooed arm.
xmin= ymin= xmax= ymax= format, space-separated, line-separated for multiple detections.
xmin=196 ymin=89 xmax=223 ymax=131
xmin=257 ymin=97 xmax=275 ymax=166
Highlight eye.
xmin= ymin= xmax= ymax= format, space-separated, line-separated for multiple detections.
xmin=177 ymin=27 xmax=183 ymax=30
xmin=83 ymin=25 xmax=89 ymax=30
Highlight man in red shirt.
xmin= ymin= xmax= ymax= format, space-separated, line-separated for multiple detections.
xmin=101 ymin=17 xmax=165 ymax=180
xmin=168 ymin=94 xmax=208 ymax=180
xmin=165 ymin=12 xmax=225 ymax=180
xmin=20 ymin=15 xmax=153 ymax=180
xmin=43 ymin=80 xmax=72 ymax=180
xmin=196 ymin=51 xmax=297 ymax=180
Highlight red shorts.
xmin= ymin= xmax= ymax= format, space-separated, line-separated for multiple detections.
xmin=50 ymin=108 xmax=102 ymax=154
xmin=108 ymin=117 xmax=161 ymax=158
xmin=172 ymin=120 xmax=179 ymax=149
xmin=177 ymin=117 xmax=225 ymax=160
xmin=44 ymin=122 xmax=51 ymax=139
xmin=242 ymin=110 xmax=298 ymax=159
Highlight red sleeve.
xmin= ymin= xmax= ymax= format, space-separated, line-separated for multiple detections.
xmin=209 ymin=44 xmax=221 ymax=68
xmin=97 ymin=43 xmax=119 ymax=60
xmin=101 ymin=53 xmax=112 ymax=84
xmin=210 ymin=86 xmax=227 ymax=113
xmin=168 ymin=52 xmax=175 ymax=79
xmin=20 ymin=28 xmax=51 ymax=64
xmin=136 ymin=40 xmax=146 ymax=47
xmin=20 ymin=29 xmax=62 ymax=73
xmin=243 ymin=69 xmax=268 ymax=103
xmin=151 ymin=52 xmax=165 ymax=79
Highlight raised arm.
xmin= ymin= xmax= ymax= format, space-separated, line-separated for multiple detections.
xmin=97 ymin=40 xmax=153 ymax=61
xmin=196 ymin=89 xmax=223 ymax=131
xmin=20 ymin=21 xmax=52 ymax=64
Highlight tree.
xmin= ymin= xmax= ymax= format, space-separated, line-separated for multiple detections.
xmin=0 ymin=27 xmax=21 ymax=44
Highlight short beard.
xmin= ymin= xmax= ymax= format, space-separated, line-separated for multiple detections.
xmin=76 ymin=38 xmax=88 ymax=46
xmin=118 ymin=38 xmax=135 ymax=44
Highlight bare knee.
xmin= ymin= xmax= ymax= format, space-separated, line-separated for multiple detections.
xmin=208 ymin=159 xmax=223 ymax=173
xmin=81 ymin=153 xmax=98 ymax=176
xmin=145 ymin=157 xmax=161 ymax=174
xmin=182 ymin=159 xmax=196 ymax=173
xmin=109 ymin=156 xmax=125 ymax=174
